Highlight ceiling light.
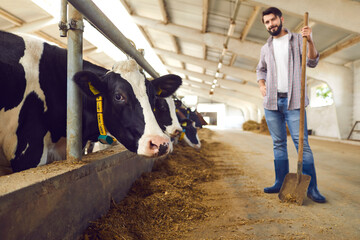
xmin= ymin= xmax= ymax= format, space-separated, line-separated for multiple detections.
xmin=227 ymin=21 xmax=236 ymax=36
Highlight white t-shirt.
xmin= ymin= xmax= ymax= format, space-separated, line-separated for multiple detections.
xmin=272 ymin=34 xmax=289 ymax=93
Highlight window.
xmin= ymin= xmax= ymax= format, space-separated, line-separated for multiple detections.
xmin=309 ymin=82 xmax=334 ymax=107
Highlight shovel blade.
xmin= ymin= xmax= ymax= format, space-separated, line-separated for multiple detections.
xmin=278 ymin=173 xmax=311 ymax=205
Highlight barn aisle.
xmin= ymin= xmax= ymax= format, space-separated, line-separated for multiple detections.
xmin=189 ymin=128 xmax=360 ymax=239
xmin=82 ymin=128 xmax=360 ymax=240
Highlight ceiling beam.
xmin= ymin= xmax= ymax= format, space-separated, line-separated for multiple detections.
xmin=202 ymin=0 xmax=209 ymax=33
xmin=0 ymin=7 xmax=22 ymax=26
xmin=34 ymin=31 xmax=67 ymax=48
xmin=131 ymin=15 xmax=260 ymax=61
xmin=7 ymin=17 xmax=55 ymax=33
xmin=292 ymin=21 xmax=316 ymax=33
xmin=182 ymin=79 xmax=263 ymax=106
xmin=119 ymin=0 xmax=134 ymax=15
xmin=158 ymin=0 xmax=169 ymax=24
xmin=164 ymin=65 xmax=260 ymax=97
xmin=154 ymin=47 xmax=257 ymax=83
xmin=320 ymin=34 xmax=360 ymax=59
xmin=240 ymin=6 xmax=260 ymax=41
xmin=247 ymin=0 xmax=360 ymax=34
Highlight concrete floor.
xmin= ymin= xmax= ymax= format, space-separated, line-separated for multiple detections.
xmin=209 ymin=128 xmax=360 ymax=239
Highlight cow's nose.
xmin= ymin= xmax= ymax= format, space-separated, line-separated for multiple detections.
xmin=141 ymin=135 xmax=170 ymax=157
xmin=194 ymin=143 xmax=201 ymax=150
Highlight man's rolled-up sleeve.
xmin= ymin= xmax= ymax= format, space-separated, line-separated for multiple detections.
xmin=307 ymin=52 xmax=320 ymax=68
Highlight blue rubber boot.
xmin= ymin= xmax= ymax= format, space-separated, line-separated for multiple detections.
xmin=303 ymin=163 xmax=326 ymax=203
xmin=264 ymin=160 xmax=289 ymax=193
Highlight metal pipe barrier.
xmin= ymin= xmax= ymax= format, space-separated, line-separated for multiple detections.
xmin=67 ymin=0 xmax=160 ymax=78
xmin=66 ymin=5 xmax=84 ymax=161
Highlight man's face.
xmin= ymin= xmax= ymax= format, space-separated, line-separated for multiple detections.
xmin=263 ymin=13 xmax=283 ymax=36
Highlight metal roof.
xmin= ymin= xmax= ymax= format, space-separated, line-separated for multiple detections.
xmin=0 ymin=0 xmax=359 ymax=108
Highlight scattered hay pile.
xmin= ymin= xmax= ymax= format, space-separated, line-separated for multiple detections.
xmin=242 ymin=120 xmax=260 ymax=131
xmin=242 ymin=117 xmax=270 ymax=135
xmin=82 ymin=128 xmax=220 ymax=240
xmin=243 ymin=117 xmax=291 ymax=135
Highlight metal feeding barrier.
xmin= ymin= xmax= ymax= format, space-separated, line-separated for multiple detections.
xmin=60 ymin=0 xmax=160 ymax=160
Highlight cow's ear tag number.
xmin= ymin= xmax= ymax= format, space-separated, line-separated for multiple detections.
xmin=88 ymin=82 xmax=117 ymax=145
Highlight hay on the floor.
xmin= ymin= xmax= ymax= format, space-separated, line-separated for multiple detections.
xmin=82 ymin=128 xmax=220 ymax=240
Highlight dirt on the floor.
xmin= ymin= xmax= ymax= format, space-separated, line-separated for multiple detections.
xmin=81 ymin=128 xmax=360 ymax=240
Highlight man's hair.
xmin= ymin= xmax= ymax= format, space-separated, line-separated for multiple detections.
xmin=262 ymin=7 xmax=282 ymax=23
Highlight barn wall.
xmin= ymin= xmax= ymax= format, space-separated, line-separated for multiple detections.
xmin=308 ymin=62 xmax=353 ymax=139
xmin=307 ymin=104 xmax=340 ymax=138
xmin=0 ymin=147 xmax=156 ymax=240
xmin=225 ymin=105 xmax=244 ymax=129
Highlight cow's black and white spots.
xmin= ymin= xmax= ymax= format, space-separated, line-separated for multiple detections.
xmin=0 ymin=31 xmax=181 ymax=174
xmin=176 ymin=109 xmax=201 ymax=149
xmin=154 ymin=96 xmax=182 ymax=138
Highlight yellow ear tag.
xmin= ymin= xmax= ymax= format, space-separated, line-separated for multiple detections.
xmin=156 ymin=88 xmax=162 ymax=96
xmin=88 ymin=82 xmax=100 ymax=95
xmin=181 ymin=122 xmax=187 ymax=127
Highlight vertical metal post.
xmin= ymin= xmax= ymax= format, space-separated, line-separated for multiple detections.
xmin=59 ymin=0 xmax=68 ymax=37
xmin=66 ymin=5 xmax=83 ymax=161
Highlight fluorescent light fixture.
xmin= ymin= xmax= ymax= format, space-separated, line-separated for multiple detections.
xmin=213 ymin=79 xmax=218 ymax=84
xmin=215 ymin=71 xmax=220 ymax=78
xmin=227 ymin=21 xmax=236 ymax=36
xmin=217 ymin=62 xmax=223 ymax=69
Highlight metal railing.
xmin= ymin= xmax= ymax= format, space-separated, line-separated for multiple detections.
xmin=67 ymin=0 xmax=159 ymax=78
xmin=61 ymin=0 xmax=160 ymax=160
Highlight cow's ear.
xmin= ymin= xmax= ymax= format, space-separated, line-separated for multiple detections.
xmin=73 ymin=71 xmax=106 ymax=98
xmin=151 ymin=74 xmax=182 ymax=98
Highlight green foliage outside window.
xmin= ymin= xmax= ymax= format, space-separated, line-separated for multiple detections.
xmin=315 ymin=84 xmax=333 ymax=105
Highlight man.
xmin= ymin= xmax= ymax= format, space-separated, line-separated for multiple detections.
xmin=256 ymin=7 xmax=326 ymax=203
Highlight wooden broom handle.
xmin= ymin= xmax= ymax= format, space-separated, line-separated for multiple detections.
xmin=297 ymin=12 xmax=308 ymax=173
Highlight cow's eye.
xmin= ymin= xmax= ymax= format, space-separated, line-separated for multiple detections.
xmin=114 ymin=93 xmax=125 ymax=103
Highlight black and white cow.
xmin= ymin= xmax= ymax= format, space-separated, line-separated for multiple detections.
xmin=0 ymin=31 xmax=181 ymax=175
xmin=176 ymin=109 xmax=201 ymax=149
xmin=174 ymin=99 xmax=207 ymax=128
xmin=154 ymin=96 xmax=182 ymax=138
xmin=153 ymin=96 xmax=182 ymax=152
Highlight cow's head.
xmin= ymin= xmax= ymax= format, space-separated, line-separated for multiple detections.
xmin=154 ymin=97 xmax=182 ymax=138
xmin=73 ymin=59 xmax=182 ymax=157
xmin=178 ymin=118 xmax=201 ymax=149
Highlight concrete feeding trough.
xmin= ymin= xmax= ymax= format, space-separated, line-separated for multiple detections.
xmin=0 ymin=145 xmax=156 ymax=240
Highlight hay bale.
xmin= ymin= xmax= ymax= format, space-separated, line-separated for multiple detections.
xmin=242 ymin=120 xmax=260 ymax=131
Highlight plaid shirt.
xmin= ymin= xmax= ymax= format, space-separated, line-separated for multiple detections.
xmin=256 ymin=29 xmax=319 ymax=110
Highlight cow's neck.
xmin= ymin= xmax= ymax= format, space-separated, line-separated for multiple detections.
xmin=82 ymin=97 xmax=100 ymax=145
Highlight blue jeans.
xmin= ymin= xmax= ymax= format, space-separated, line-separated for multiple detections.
xmin=264 ymin=97 xmax=314 ymax=164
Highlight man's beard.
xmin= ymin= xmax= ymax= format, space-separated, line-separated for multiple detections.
xmin=267 ymin=21 xmax=283 ymax=36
